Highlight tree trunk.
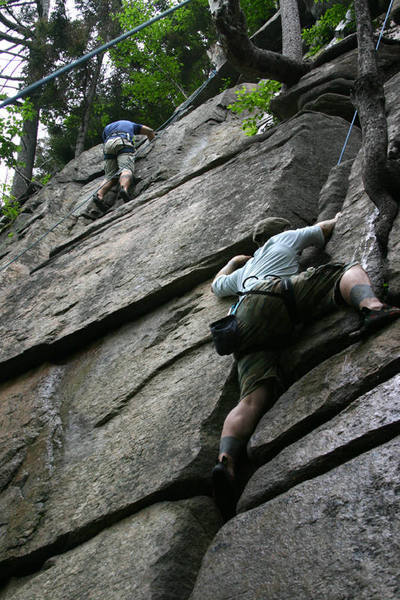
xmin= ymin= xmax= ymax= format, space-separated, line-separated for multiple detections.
xmin=75 ymin=54 xmax=103 ymax=158
xmin=208 ymin=0 xmax=309 ymax=84
xmin=352 ymin=0 xmax=399 ymax=253
xmin=10 ymin=103 xmax=40 ymax=199
xmin=10 ymin=1 xmax=51 ymax=199
xmin=280 ymin=0 xmax=303 ymax=62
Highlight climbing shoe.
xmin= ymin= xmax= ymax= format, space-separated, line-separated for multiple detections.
xmin=119 ymin=188 xmax=131 ymax=203
xmin=92 ymin=193 xmax=106 ymax=212
xmin=359 ymin=304 xmax=400 ymax=336
xmin=212 ymin=456 xmax=237 ymax=522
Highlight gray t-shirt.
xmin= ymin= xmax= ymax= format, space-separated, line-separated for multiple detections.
xmin=212 ymin=225 xmax=325 ymax=297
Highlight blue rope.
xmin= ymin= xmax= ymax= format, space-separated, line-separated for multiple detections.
xmin=0 ymin=0 xmax=194 ymax=109
xmin=337 ymin=109 xmax=358 ymax=165
xmin=337 ymin=0 xmax=395 ymax=165
xmin=375 ymin=0 xmax=395 ymax=51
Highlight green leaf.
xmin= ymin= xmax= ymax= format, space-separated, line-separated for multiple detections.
xmin=228 ymin=80 xmax=281 ymax=135
xmin=302 ymin=2 xmax=353 ymax=56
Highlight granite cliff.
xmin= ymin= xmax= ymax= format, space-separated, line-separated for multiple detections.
xmin=0 ymin=33 xmax=399 ymax=600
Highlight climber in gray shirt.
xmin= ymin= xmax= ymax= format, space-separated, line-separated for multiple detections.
xmin=212 ymin=222 xmax=325 ymax=296
xmin=210 ymin=214 xmax=400 ymax=521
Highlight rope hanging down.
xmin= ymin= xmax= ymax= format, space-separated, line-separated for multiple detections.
xmin=0 ymin=0 xmax=194 ymax=109
xmin=337 ymin=0 xmax=395 ymax=165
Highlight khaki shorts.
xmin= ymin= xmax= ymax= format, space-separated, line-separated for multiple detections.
xmin=103 ymin=137 xmax=135 ymax=180
xmin=235 ymin=262 xmax=358 ymax=400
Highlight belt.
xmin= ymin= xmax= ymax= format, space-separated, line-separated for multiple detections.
xmin=237 ymin=278 xmax=299 ymax=325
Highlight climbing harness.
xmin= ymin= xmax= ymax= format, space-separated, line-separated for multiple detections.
xmin=1 ymin=1 xmax=394 ymax=273
xmin=0 ymin=65 xmax=216 ymax=276
xmin=337 ymin=0 xmax=395 ymax=165
xmin=0 ymin=5 xmax=218 ymax=275
xmin=210 ymin=278 xmax=298 ymax=355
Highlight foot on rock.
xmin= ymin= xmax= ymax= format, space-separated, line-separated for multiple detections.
xmin=119 ymin=188 xmax=131 ymax=203
xmin=212 ymin=456 xmax=237 ymax=522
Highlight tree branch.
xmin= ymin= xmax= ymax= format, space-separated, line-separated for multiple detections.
xmin=0 ymin=30 xmax=30 ymax=47
xmin=352 ymin=0 xmax=399 ymax=254
xmin=4 ymin=3 xmax=32 ymax=33
xmin=0 ymin=9 xmax=29 ymax=35
xmin=208 ymin=0 xmax=309 ymax=85
xmin=0 ymin=54 xmax=25 ymax=82
xmin=0 ymin=47 xmax=28 ymax=58
xmin=3 ymin=0 xmax=36 ymax=7
xmin=0 ymin=75 xmax=24 ymax=81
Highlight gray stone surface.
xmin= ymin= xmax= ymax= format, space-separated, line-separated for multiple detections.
xmin=385 ymin=72 xmax=400 ymax=301
xmin=270 ymin=41 xmax=400 ymax=120
xmin=1 ymin=35 xmax=400 ymax=600
xmin=133 ymin=86 xmax=256 ymax=195
xmin=302 ymin=92 xmax=356 ymax=122
xmin=190 ymin=437 xmax=400 ymax=600
xmin=248 ymin=320 xmax=400 ymax=464
xmin=0 ymin=112 xmax=360 ymax=380
xmin=318 ymin=159 xmax=354 ymax=218
xmin=239 ymin=373 xmax=400 ymax=512
xmin=387 ymin=211 xmax=400 ymax=302
xmin=0 ymin=283 xmax=235 ymax=577
xmin=329 ymin=69 xmax=400 ymax=292
xmin=327 ymin=152 xmax=384 ymax=287
xmin=0 ymin=497 xmax=221 ymax=600
xmin=0 ymin=87 xmax=252 ymax=272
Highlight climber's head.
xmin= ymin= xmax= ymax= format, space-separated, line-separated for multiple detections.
xmin=252 ymin=217 xmax=292 ymax=247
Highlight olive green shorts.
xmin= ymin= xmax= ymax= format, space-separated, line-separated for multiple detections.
xmin=103 ymin=137 xmax=135 ymax=180
xmin=235 ymin=262 xmax=358 ymax=400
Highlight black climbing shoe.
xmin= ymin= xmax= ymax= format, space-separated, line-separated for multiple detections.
xmin=92 ymin=193 xmax=106 ymax=212
xmin=119 ymin=188 xmax=131 ymax=203
xmin=212 ymin=456 xmax=237 ymax=522
xmin=353 ymin=304 xmax=400 ymax=337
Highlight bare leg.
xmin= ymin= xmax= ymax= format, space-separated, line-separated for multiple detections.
xmin=97 ymin=177 xmax=117 ymax=201
xmin=339 ymin=264 xmax=400 ymax=335
xmin=119 ymin=169 xmax=133 ymax=194
xmin=212 ymin=382 xmax=274 ymax=520
xmin=218 ymin=382 xmax=274 ymax=477
xmin=339 ymin=264 xmax=383 ymax=310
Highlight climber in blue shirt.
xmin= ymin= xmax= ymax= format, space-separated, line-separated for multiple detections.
xmin=93 ymin=119 xmax=155 ymax=211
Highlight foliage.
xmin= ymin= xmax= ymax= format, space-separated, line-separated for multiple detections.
xmin=31 ymin=0 xmax=127 ymax=173
xmin=228 ymin=80 xmax=281 ymax=136
xmin=0 ymin=185 xmax=20 ymax=230
xmin=112 ymin=0 xmax=216 ymax=128
xmin=219 ymin=77 xmax=233 ymax=92
xmin=302 ymin=2 xmax=354 ymax=56
xmin=0 ymin=99 xmax=36 ymax=169
xmin=240 ymin=0 xmax=278 ymax=35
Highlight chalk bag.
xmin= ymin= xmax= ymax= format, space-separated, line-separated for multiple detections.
xmin=209 ymin=314 xmax=240 ymax=355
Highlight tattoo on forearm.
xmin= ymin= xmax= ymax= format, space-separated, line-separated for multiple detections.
xmin=349 ymin=284 xmax=375 ymax=308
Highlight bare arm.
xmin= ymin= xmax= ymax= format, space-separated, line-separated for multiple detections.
xmin=140 ymin=125 xmax=155 ymax=141
xmin=211 ymin=255 xmax=252 ymax=291
xmin=316 ymin=212 xmax=341 ymax=241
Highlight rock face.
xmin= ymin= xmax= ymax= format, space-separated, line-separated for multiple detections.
xmin=0 ymin=38 xmax=399 ymax=600
xmin=190 ymin=437 xmax=400 ymax=600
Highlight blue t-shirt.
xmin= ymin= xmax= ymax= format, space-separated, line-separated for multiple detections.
xmin=212 ymin=225 xmax=325 ymax=297
xmin=102 ymin=120 xmax=143 ymax=143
